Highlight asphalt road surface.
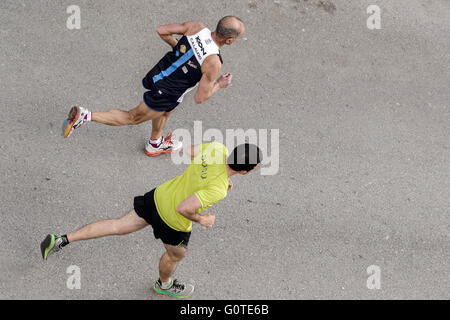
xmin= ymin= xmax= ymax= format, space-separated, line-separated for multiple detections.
xmin=1 ymin=0 xmax=449 ymax=299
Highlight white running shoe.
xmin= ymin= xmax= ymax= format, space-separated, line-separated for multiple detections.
xmin=145 ymin=132 xmax=182 ymax=157
xmin=62 ymin=106 xmax=90 ymax=138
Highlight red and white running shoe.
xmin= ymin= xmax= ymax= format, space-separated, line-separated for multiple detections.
xmin=62 ymin=106 xmax=90 ymax=138
xmin=145 ymin=132 xmax=182 ymax=157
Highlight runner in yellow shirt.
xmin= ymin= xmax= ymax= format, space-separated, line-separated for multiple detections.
xmin=40 ymin=142 xmax=262 ymax=299
xmin=155 ymin=141 xmax=229 ymax=233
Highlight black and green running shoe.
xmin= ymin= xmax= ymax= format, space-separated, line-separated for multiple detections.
xmin=153 ymin=279 xmax=194 ymax=299
xmin=40 ymin=234 xmax=65 ymax=260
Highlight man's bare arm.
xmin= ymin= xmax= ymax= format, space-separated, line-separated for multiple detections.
xmin=176 ymin=194 xmax=215 ymax=227
xmin=156 ymin=23 xmax=187 ymax=48
xmin=194 ymin=57 xmax=232 ymax=104
xmin=156 ymin=21 xmax=202 ymax=48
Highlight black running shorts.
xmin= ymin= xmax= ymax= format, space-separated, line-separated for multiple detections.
xmin=142 ymin=79 xmax=179 ymax=113
xmin=134 ymin=189 xmax=191 ymax=248
xmin=143 ymin=90 xmax=179 ymax=113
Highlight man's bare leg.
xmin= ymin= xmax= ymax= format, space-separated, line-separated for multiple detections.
xmin=41 ymin=210 xmax=148 ymax=260
xmin=151 ymin=112 xmax=169 ymax=140
xmin=67 ymin=210 xmax=148 ymax=243
xmin=63 ymin=102 xmax=166 ymax=138
xmin=64 ymin=102 xmax=182 ymax=155
xmin=158 ymin=244 xmax=187 ymax=283
xmin=153 ymin=243 xmax=194 ymax=298
xmin=151 ymin=110 xmax=173 ymax=140
xmin=92 ymin=101 xmax=164 ymax=126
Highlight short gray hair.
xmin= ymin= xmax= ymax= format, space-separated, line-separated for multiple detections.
xmin=216 ymin=16 xmax=243 ymax=38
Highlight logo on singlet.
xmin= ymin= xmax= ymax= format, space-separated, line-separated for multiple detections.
xmin=205 ymin=38 xmax=212 ymax=45
xmin=187 ymin=60 xmax=197 ymax=69
xmin=195 ymin=36 xmax=207 ymax=56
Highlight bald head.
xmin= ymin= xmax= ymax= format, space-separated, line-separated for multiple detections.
xmin=215 ymin=16 xmax=244 ymax=39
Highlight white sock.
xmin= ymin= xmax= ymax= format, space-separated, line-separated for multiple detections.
xmin=84 ymin=111 xmax=92 ymax=122
xmin=161 ymin=279 xmax=172 ymax=289
xmin=150 ymin=136 xmax=162 ymax=147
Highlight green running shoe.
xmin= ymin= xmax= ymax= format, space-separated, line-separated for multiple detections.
xmin=153 ymin=279 xmax=195 ymax=299
xmin=40 ymin=234 xmax=65 ymax=260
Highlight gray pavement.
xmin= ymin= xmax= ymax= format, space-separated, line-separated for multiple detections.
xmin=1 ymin=0 xmax=449 ymax=299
